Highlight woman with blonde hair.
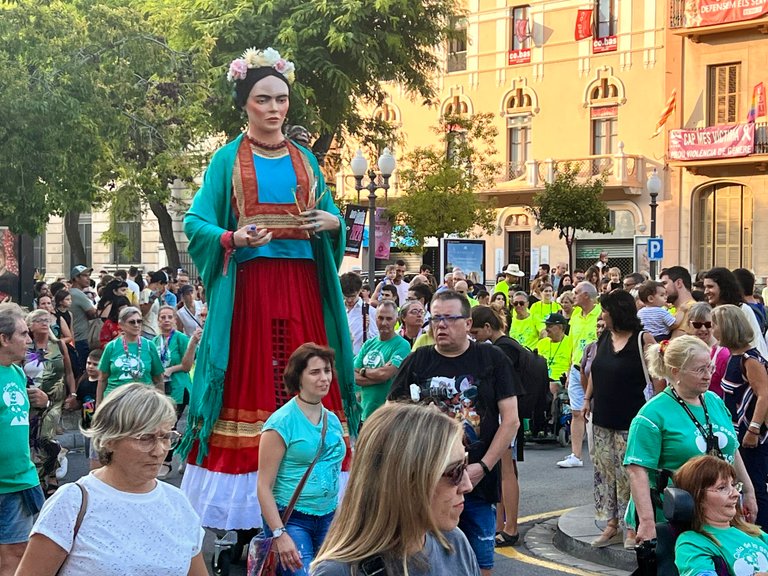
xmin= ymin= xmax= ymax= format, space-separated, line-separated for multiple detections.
xmin=624 ymin=335 xmax=755 ymax=546
xmin=16 ymin=383 xmax=206 ymax=575
xmin=311 ymin=403 xmax=479 ymax=576
xmin=714 ymin=303 xmax=768 ymax=530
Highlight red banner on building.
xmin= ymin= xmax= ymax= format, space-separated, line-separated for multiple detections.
xmin=593 ymin=35 xmax=617 ymax=53
xmin=508 ymin=49 xmax=531 ymax=65
xmin=668 ymin=123 xmax=755 ymax=161
xmin=575 ymin=9 xmax=593 ymax=40
xmin=684 ymin=0 xmax=768 ymax=28
xmin=515 ymin=18 xmax=529 ymax=43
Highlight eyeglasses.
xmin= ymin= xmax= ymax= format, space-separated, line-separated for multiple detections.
xmin=512 ymin=301 xmax=527 ymax=307
xmin=684 ymin=364 xmax=716 ymax=377
xmin=690 ymin=321 xmax=712 ymax=329
xmin=407 ymin=309 xmax=425 ymax=316
xmin=131 ymin=431 xmax=181 ymax=452
xmin=707 ymin=481 xmax=743 ymax=495
xmin=429 ymin=315 xmax=468 ymax=326
xmin=442 ymin=454 xmax=469 ymax=486
xmin=406 ymin=296 xmax=419 ymax=301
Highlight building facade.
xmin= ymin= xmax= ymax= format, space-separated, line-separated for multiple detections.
xmin=337 ymin=0 xmax=768 ymax=284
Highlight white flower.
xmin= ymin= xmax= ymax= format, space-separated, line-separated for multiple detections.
xmin=261 ymin=47 xmax=281 ymax=65
xmin=242 ymin=48 xmax=261 ymax=68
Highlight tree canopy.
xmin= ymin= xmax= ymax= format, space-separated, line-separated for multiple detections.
xmin=388 ymin=113 xmax=499 ymax=248
xmin=529 ymin=164 xmax=612 ymax=271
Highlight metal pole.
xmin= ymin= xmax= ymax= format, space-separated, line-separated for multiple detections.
xmin=649 ymin=193 xmax=658 ymax=279
xmin=367 ymin=171 xmax=377 ymax=294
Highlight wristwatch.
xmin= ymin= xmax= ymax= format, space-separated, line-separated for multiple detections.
xmin=272 ymin=527 xmax=287 ymax=538
xmin=360 ymin=368 xmax=367 ymax=378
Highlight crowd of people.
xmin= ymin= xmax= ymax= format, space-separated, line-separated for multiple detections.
xmin=4 ymin=43 xmax=768 ymax=576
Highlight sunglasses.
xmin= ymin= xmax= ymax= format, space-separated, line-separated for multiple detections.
xmin=442 ymin=454 xmax=469 ymax=486
xmin=512 ymin=301 xmax=527 ymax=307
xmin=690 ymin=321 xmax=712 ymax=329
xmin=124 ymin=319 xmax=142 ymax=326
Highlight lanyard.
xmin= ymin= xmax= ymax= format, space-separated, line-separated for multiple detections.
xmin=160 ymin=330 xmax=175 ymax=365
xmin=545 ymin=339 xmax=564 ymax=367
xmin=122 ymin=336 xmax=144 ymax=379
xmin=667 ymin=386 xmax=712 ymax=441
xmin=182 ymin=305 xmax=202 ymax=328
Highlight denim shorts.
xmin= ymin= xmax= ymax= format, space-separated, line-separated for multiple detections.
xmin=567 ymin=366 xmax=585 ymax=410
xmin=262 ymin=508 xmax=335 ymax=576
xmin=458 ymin=494 xmax=496 ymax=569
xmin=0 ymin=491 xmax=35 ymax=545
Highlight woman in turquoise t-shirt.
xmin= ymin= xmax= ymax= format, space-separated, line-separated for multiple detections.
xmin=154 ymin=306 xmax=200 ymax=408
xmin=97 ymin=306 xmax=164 ymax=406
xmin=624 ymin=336 xmax=757 ymax=547
xmin=258 ymin=343 xmax=346 ymax=576
xmin=674 ymin=455 xmax=768 ymax=576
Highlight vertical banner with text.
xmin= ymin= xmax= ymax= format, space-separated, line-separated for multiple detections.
xmin=374 ymin=208 xmax=391 ymax=260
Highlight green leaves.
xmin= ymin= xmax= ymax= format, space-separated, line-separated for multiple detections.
xmin=388 ymin=113 xmax=499 ymax=249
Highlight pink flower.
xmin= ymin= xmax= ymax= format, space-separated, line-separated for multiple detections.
xmin=227 ymin=58 xmax=248 ymax=82
xmin=274 ymin=59 xmax=288 ymax=73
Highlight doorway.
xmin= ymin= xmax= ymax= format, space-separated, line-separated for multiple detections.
xmin=507 ymin=231 xmax=531 ymax=291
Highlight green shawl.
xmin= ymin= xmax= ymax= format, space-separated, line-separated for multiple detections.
xmin=178 ymin=134 xmax=360 ymax=463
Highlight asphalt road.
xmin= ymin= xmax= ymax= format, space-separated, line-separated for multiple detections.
xmin=59 ymin=435 xmax=596 ymax=575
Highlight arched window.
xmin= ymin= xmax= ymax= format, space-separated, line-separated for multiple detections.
xmin=373 ymin=103 xmax=400 ymax=124
xmin=696 ymin=182 xmax=752 ymax=270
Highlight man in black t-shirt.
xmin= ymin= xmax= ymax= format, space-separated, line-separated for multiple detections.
xmin=389 ymin=290 xmax=521 ymax=575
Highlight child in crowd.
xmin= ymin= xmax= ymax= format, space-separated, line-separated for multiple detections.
xmin=607 ymin=267 xmax=622 ymax=284
xmin=76 ymin=348 xmax=102 ymax=469
xmin=636 ymin=280 xmax=678 ymax=341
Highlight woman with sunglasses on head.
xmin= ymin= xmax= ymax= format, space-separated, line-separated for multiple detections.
xmin=674 ymin=455 xmax=768 ymax=576
xmin=96 ymin=306 xmax=164 ymax=407
xmin=624 ymin=336 xmax=755 ymax=547
xmin=398 ymin=300 xmax=426 ymax=347
xmin=15 ymin=384 xmax=207 ymax=576
xmin=688 ymin=301 xmax=730 ymax=397
xmin=714 ymin=304 xmax=768 ymax=530
xmin=311 ymin=402 xmax=479 ymax=576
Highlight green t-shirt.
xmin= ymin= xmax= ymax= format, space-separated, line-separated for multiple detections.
xmin=510 ymin=314 xmax=539 ymax=350
xmin=623 ymin=390 xmax=738 ymax=523
xmin=354 ymin=334 xmax=412 ymax=420
xmin=153 ymin=331 xmax=192 ymax=404
xmin=98 ymin=336 xmax=164 ymax=398
xmin=0 ymin=364 xmax=40 ymax=494
xmin=492 ymin=281 xmax=510 ymax=298
xmin=529 ymin=300 xmax=562 ymax=333
xmin=568 ymin=304 xmax=602 ymax=366
xmin=536 ymin=335 xmax=573 ymax=381
xmin=676 ymin=525 xmax=768 ymax=576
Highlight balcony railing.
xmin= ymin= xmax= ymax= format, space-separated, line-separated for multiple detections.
xmin=669 ymin=0 xmax=685 ymax=29
xmin=446 ymin=51 xmax=467 ymax=73
xmin=757 ymin=122 xmax=768 ymax=155
xmin=496 ymin=145 xmax=645 ymax=191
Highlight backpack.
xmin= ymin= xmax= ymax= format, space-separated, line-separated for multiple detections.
xmin=495 ymin=336 xmax=550 ymax=420
xmin=746 ymin=302 xmax=767 ymax=335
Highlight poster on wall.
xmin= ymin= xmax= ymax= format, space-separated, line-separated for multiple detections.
xmin=439 ymin=238 xmax=486 ymax=286
xmin=343 ymin=205 xmax=367 ymax=257
xmin=634 ymin=236 xmax=651 ymax=275
xmin=0 ymin=228 xmax=21 ymax=302
xmin=683 ymin=0 xmax=768 ymax=28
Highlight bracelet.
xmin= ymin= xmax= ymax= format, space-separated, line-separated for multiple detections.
xmin=45 ymin=399 xmax=51 ymax=410
xmin=749 ymin=421 xmax=761 ymax=430
xmin=746 ymin=428 xmax=759 ymax=436
xmin=478 ymin=460 xmax=491 ymax=475
xmin=360 ymin=368 xmax=367 ymax=378
xmin=69 ymin=392 xmax=77 ymax=397
xmin=229 ymin=232 xmax=237 ymax=249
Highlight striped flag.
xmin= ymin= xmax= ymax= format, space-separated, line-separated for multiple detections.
xmin=652 ymin=89 xmax=676 ymax=138
xmin=747 ymin=82 xmax=765 ymax=123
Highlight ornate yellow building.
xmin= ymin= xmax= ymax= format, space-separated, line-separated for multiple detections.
xmin=337 ymin=0 xmax=768 ymax=284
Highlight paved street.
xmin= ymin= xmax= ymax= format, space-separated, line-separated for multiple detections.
xmin=59 ymin=433 xmax=603 ymax=575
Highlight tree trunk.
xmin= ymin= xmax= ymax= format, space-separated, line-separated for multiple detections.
xmin=149 ymin=199 xmax=180 ymax=270
xmin=566 ymin=236 xmax=575 ymax=276
xmin=64 ymin=211 xmax=87 ymax=266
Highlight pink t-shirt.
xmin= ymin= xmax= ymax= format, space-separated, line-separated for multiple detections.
xmin=709 ymin=344 xmax=730 ymax=397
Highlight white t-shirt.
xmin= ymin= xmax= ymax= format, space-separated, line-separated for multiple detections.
xmin=177 ymin=301 xmax=203 ymax=337
xmin=31 ymin=473 xmax=204 ymax=576
xmin=139 ymin=289 xmax=160 ymax=337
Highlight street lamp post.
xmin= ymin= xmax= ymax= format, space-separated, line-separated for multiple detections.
xmin=646 ymin=168 xmax=662 ymax=279
xmin=351 ymin=148 xmax=396 ymax=293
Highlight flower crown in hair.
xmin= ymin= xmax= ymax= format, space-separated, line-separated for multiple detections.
xmin=227 ymin=47 xmax=296 ymax=84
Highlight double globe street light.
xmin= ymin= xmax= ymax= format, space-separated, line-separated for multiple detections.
xmin=351 ymin=148 xmax=397 ymax=292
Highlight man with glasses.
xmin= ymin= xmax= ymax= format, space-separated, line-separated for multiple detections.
xmin=389 ymin=290 xmax=522 ymax=576
xmin=622 ymin=272 xmax=645 ymax=293
xmin=340 ymin=272 xmax=378 ymax=355
xmin=509 ymin=291 xmax=539 ymax=350
xmin=354 ymin=300 xmax=410 ymax=424
xmin=69 ymin=265 xmax=98 ymax=377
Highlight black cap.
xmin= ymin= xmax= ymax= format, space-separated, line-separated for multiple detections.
xmin=150 ymin=271 xmax=168 ymax=284
xmin=544 ymin=312 xmax=568 ymax=326
xmin=179 ymin=284 xmax=195 ymax=296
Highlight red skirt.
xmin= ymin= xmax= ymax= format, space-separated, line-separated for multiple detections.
xmin=190 ymin=258 xmax=351 ymax=473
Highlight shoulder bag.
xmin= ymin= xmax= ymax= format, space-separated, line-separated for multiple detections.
xmin=247 ymin=411 xmax=329 ymax=576
xmin=55 ymin=481 xmax=89 ymax=575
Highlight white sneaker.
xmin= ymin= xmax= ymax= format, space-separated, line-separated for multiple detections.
xmin=557 ymin=454 xmax=583 ymax=468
